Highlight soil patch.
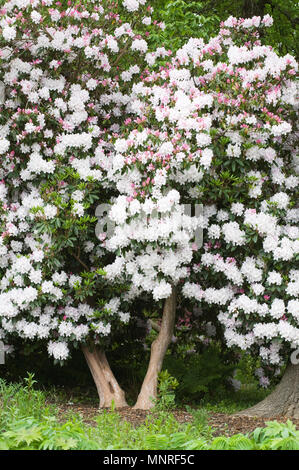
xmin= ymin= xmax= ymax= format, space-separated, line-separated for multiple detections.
xmin=54 ymin=403 xmax=299 ymax=436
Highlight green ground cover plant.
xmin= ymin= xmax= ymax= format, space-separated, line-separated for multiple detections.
xmin=0 ymin=377 xmax=298 ymax=450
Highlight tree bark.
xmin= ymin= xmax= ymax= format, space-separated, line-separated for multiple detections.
xmin=242 ymin=0 xmax=267 ymax=18
xmin=82 ymin=345 xmax=128 ymax=408
xmin=134 ymin=287 xmax=177 ymax=410
xmin=235 ymin=362 xmax=299 ymax=419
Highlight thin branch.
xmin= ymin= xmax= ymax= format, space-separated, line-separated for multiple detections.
xmin=112 ymin=41 xmax=131 ymax=68
xmin=149 ymin=319 xmax=177 ymax=342
xmin=71 ymin=251 xmax=89 ymax=271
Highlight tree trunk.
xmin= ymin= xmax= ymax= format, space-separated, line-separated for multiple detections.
xmin=235 ymin=362 xmax=299 ymax=419
xmin=134 ymin=287 xmax=177 ymax=410
xmin=242 ymin=0 xmax=267 ymax=18
xmin=82 ymin=345 xmax=128 ymax=408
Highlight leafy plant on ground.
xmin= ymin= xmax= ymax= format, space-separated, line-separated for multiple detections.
xmin=151 ymin=370 xmax=179 ymax=411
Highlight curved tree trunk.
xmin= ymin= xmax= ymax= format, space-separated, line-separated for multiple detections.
xmin=82 ymin=345 xmax=128 ymax=408
xmin=235 ymin=362 xmax=299 ymax=419
xmin=134 ymin=287 xmax=177 ymax=410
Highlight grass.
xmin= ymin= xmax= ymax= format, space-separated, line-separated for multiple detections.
xmin=0 ymin=376 xmax=298 ymax=450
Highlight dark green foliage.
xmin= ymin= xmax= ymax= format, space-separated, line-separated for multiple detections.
xmin=163 ymin=346 xmax=236 ymax=402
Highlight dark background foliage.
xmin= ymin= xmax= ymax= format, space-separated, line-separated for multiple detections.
xmin=151 ymin=0 xmax=298 ymax=57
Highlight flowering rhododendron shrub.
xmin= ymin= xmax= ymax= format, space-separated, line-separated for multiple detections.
xmin=0 ymin=0 xmax=169 ymax=407
xmin=173 ymin=18 xmax=299 ymax=382
xmin=107 ymin=14 xmax=297 ymax=309
xmin=103 ymin=84 xmax=212 ymax=301
xmin=0 ymin=1 xmax=298 ymax=413
xmin=104 ymin=16 xmax=299 ymax=410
